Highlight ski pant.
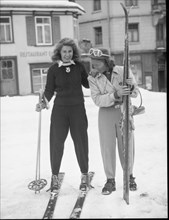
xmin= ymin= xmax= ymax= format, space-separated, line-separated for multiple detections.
xmin=98 ymin=106 xmax=135 ymax=179
xmin=50 ymin=104 xmax=89 ymax=175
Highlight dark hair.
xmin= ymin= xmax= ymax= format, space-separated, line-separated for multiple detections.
xmin=105 ymin=58 xmax=115 ymax=73
xmin=97 ymin=48 xmax=115 ymax=70
xmin=92 ymin=55 xmax=115 ymax=73
xmin=52 ymin=38 xmax=81 ymax=62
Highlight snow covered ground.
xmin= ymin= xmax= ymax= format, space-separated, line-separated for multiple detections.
xmin=1 ymin=88 xmax=167 ymax=219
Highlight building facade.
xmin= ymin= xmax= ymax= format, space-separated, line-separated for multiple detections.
xmin=76 ymin=0 xmax=166 ymax=92
xmin=0 ymin=0 xmax=85 ymax=96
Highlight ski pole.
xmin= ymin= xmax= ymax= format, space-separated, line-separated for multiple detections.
xmin=28 ymin=89 xmax=47 ymax=193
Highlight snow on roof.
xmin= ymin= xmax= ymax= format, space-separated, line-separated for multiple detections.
xmin=0 ymin=0 xmax=85 ymax=15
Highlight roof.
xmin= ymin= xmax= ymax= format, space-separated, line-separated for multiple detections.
xmin=0 ymin=0 xmax=85 ymax=15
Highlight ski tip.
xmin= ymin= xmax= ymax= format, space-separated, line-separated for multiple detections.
xmin=123 ymin=196 xmax=129 ymax=205
xmin=120 ymin=2 xmax=125 ymax=9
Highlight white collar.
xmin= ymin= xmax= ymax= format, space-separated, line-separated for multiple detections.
xmin=57 ymin=60 xmax=75 ymax=67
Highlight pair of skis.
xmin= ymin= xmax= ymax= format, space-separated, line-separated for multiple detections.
xmin=43 ymin=172 xmax=95 ymax=219
xmin=120 ymin=3 xmax=134 ymax=205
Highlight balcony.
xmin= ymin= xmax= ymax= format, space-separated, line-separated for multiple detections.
xmin=156 ymin=40 xmax=166 ymax=50
xmin=152 ymin=2 xmax=166 ymax=13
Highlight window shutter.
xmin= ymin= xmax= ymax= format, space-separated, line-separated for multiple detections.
xmin=26 ymin=16 xmax=36 ymax=46
xmin=52 ymin=16 xmax=60 ymax=45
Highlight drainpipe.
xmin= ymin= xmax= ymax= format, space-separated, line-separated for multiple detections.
xmin=107 ymin=0 xmax=111 ymax=54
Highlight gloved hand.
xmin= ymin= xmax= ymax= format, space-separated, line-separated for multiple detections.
xmin=35 ymin=94 xmax=49 ymax=112
xmin=36 ymin=102 xmax=46 ymax=112
xmin=125 ymin=77 xmax=134 ymax=86
xmin=116 ymin=86 xmax=131 ymax=98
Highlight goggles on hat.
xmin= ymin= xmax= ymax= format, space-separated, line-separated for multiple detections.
xmin=89 ymin=48 xmax=110 ymax=58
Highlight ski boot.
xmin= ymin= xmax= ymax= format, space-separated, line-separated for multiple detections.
xmin=50 ymin=174 xmax=59 ymax=192
xmin=102 ymin=178 xmax=116 ymax=195
xmin=79 ymin=173 xmax=89 ymax=191
xmin=129 ymin=174 xmax=137 ymax=191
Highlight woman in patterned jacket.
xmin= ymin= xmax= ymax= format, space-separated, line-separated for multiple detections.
xmin=88 ymin=48 xmax=138 ymax=195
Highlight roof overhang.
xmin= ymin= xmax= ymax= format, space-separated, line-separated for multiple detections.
xmin=0 ymin=0 xmax=85 ymax=15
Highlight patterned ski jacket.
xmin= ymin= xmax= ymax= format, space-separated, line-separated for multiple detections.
xmin=88 ymin=65 xmax=139 ymax=108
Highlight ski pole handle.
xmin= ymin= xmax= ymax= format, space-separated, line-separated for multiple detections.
xmin=38 ymin=88 xmax=44 ymax=103
xmin=35 ymin=89 xmax=45 ymax=112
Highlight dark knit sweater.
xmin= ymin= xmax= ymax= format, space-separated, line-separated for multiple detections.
xmin=44 ymin=61 xmax=89 ymax=105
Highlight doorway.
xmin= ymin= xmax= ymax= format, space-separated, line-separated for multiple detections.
xmin=0 ymin=57 xmax=18 ymax=96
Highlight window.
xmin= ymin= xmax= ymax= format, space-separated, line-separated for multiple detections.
xmin=26 ymin=16 xmax=60 ymax=46
xmin=125 ymin=0 xmax=138 ymax=7
xmin=156 ymin=23 xmax=164 ymax=41
xmin=94 ymin=27 xmax=102 ymax=45
xmin=32 ymin=68 xmax=48 ymax=93
xmin=93 ymin=0 xmax=101 ymax=11
xmin=145 ymin=75 xmax=152 ymax=90
xmin=35 ymin=17 xmax=52 ymax=45
xmin=0 ymin=60 xmax=14 ymax=80
xmin=130 ymin=62 xmax=142 ymax=85
xmin=128 ymin=23 xmax=139 ymax=42
xmin=0 ymin=16 xmax=12 ymax=43
xmin=152 ymin=0 xmax=159 ymax=5
xmin=152 ymin=0 xmax=166 ymax=10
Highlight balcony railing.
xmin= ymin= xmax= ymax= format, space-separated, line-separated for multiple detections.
xmin=156 ymin=39 xmax=166 ymax=50
xmin=152 ymin=2 xmax=166 ymax=12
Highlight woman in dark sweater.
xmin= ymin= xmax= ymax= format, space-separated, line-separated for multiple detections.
xmin=36 ymin=38 xmax=90 ymax=192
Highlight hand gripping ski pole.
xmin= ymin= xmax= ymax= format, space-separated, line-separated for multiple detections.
xmin=28 ymin=89 xmax=47 ymax=193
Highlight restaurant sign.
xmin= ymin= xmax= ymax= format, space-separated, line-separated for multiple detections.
xmin=20 ymin=51 xmax=53 ymax=57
